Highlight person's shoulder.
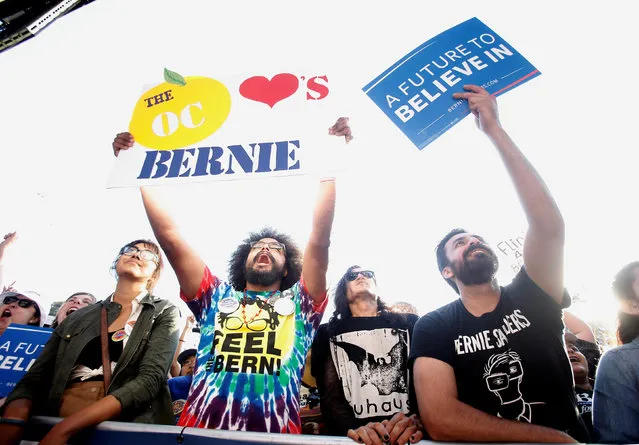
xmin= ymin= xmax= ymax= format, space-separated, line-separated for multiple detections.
xmin=312 ymin=322 xmax=330 ymax=344
xmin=413 ymin=300 xmax=461 ymax=330
xmin=425 ymin=299 xmax=461 ymax=319
xmin=169 ymin=374 xmax=193 ymax=384
xmin=386 ymin=311 xmax=419 ymax=328
xmin=316 ymin=323 xmax=329 ymax=335
xmin=150 ymin=295 xmax=177 ymax=308
xmin=149 ymin=297 xmax=181 ymax=317
xmin=504 ymin=267 xmax=570 ymax=308
xmin=168 ymin=374 xmax=193 ymax=390
xmin=604 ymin=341 xmax=639 ymax=359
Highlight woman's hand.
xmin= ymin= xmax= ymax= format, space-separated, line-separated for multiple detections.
xmin=382 ymin=413 xmax=424 ymax=445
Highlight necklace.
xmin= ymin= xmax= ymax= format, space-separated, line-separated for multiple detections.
xmin=241 ymin=290 xmax=276 ymax=325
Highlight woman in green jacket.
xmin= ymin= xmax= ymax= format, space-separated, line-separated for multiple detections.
xmin=0 ymin=239 xmax=180 ymax=445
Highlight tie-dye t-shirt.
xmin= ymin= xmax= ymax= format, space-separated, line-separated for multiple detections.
xmin=178 ymin=266 xmax=327 ymax=433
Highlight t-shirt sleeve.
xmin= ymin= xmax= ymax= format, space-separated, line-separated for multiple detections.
xmin=506 ymin=267 xmax=569 ymax=334
xmin=180 ymin=266 xmax=221 ymax=323
xmin=292 ymin=279 xmax=328 ymax=342
xmin=408 ymin=310 xmax=455 ymax=368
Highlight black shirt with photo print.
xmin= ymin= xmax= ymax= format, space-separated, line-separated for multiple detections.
xmin=312 ymin=312 xmax=419 ymax=436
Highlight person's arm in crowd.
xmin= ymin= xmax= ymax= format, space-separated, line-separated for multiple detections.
xmin=39 ymin=396 xmax=122 ymax=445
xmin=170 ymin=315 xmax=194 ymax=377
xmin=0 ymin=232 xmax=17 ymax=291
xmin=413 ymin=357 xmax=577 ymax=443
xmin=563 ymin=311 xmax=596 ymax=342
xmin=302 ymin=179 xmax=335 ymax=303
xmin=454 ymin=85 xmax=565 ymax=304
xmin=301 ymin=117 xmax=350 ymax=302
xmin=593 ymin=349 xmax=639 ymax=443
xmin=317 ymin=352 xmax=359 ymax=436
xmin=39 ymin=304 xmax=180 ymax=445
xmin=0 ymin=331 xmax=60 ymax=444
xmin=113 ymin=133 xmax=205 ymax=300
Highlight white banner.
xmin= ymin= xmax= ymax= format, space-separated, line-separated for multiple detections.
xmin=107 ymin=69 xmax=348 ymax=188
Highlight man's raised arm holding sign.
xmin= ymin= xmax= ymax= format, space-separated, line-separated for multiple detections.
xmin=409 ymin=85 xmax=588 ymax=443
xmin=111 ymin=117 xmax=350 ymax=433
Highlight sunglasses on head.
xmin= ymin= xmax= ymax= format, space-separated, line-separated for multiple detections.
xmin=2 ymin=296 xmax=37 ymax=309
xmin=346 ymin=270 xmax=375 ymax=281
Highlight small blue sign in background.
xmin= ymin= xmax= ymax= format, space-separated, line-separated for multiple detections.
xmin=0 ymin=325 xmax=52 ymax=397
xmin=363 ymin=17 xmax=540 ymax=150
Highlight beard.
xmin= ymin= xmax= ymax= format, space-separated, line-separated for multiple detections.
xmin=244 ymin=253 xmax=286 ymax=287
xmin=450 ymin=244 xmax=499 ymax=286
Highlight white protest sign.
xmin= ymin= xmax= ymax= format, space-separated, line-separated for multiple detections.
xmin=107 ymin=69 xmax=349 ymax=188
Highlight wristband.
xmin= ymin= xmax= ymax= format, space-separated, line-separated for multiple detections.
xmin=0 ymin=417 xmax=27 ymax=427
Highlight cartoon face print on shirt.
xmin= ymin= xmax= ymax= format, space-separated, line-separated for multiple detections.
xmin=483 ymin=350 xmax=544 ymax=423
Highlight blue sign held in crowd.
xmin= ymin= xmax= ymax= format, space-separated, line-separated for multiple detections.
xmin=0 ymin=324 xmax=52 ymax=397
xmin=363 ymin=17 xmax=540 ymax=150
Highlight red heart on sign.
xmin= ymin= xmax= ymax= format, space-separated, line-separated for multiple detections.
xmin=239 ymin=73 xmax=300 ymax=108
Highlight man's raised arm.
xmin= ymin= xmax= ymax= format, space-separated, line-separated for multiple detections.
xmin=113 ymin=132 xmax=205 ymax=299
xmin=301 ymin=117 xmax=351 ymax=302
xmin=302 ymin=178 xmax=335 ymax=303
xmin=453 ymin=85 xmax=565 ymax=303
xmin=413 ymin=357 xmax=576 ymax=443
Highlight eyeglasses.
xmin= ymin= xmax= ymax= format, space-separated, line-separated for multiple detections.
xmin=250 ymin=241 xmax=286 ymax=253
xmin=2 ymin=296 xmax=37 ymax=309
xmin=346 ymin=270 xmax=375 ymax=281
xmin=223 ymin=316 xmax=268 ymax=332
xmin=120 ymin=245 xmax=159 ymax=263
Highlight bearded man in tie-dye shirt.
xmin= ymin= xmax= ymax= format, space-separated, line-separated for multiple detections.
xmin=111 ymin=118 xmax=352 ymax=433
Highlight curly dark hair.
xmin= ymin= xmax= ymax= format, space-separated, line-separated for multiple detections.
xmin=227 ymin=227 xmax=302 ymax=291
xmin=327 ymin=265 xmax=389 ymax=337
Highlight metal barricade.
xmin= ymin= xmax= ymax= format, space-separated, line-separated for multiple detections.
xmin=22 ymin=416 xmax=363 ymax=445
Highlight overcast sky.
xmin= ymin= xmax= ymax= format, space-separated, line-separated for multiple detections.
xmin=1 ymin=1 xmax=636 ymax=341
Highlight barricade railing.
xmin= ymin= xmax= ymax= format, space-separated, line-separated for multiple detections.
xmin=22 ymin=416 xmax=366 ymax=445
xmin=22 ymin=417 xmax=620 ymax=445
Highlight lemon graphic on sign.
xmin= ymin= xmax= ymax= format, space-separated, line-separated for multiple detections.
xmin=129 ymin=68 xmax=231 ymax=150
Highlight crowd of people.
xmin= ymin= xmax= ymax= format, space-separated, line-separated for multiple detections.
xmin=0 ymin=86 xmax=637 ymax=444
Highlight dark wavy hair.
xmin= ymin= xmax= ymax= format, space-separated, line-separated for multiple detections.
xmin=227 ymin=227 xmax=302 ymax=291
xmin=327 ymin=265 xmax=389 ymax=337
xmin=612 ymin=261 xmax=639 ymax=300
xmin=617 ymin=312 xmax=639 ymax=345
xmin=436 ymin=228 xmax=467 ymax=294
xmin=111 ymin=239 xmax=163 ymax=292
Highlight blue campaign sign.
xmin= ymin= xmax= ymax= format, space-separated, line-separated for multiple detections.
xmin=0 ymin=325 xmax=53 ymax=397
xmin=363 ymin=17 xmax=540 ymax=150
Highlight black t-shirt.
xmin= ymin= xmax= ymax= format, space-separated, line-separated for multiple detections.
xmin=75 ymin=332 xmax=124 ymax=371
xmin=409 ymin=268 xmax=588 ymax=442
xmin=575 ymin=387 xmax=593 ymax=438
xmin=312 ymin=312 xmax=419 ymax=435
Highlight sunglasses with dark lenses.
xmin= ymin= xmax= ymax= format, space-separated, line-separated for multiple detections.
xmin=346 ymin=270 xmax=375 ymax=281
xmin=2 ymin=296 xmax=37 ymax=308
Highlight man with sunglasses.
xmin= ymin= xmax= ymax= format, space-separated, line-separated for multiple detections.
xmin=0 ymin=290 xmax=49 ymax=337
xmin=111 ymin=117 xmax=352 ymax=433
xmin=311 ymin=266 xmax=424 ymax=445
xmin=409 ymin=86 xmax=588 ymax=443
